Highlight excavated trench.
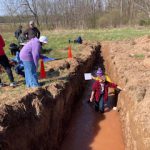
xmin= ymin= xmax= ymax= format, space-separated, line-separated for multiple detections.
xmin=0 ymin=43 xmax=101 ymax=150
xmin=1 ymin=41 xmax=147 ymax=150
xmin=60 ymin=45 xmax=125 ymax=150
xmin=60 ymin=74 xmax=125 ymax=150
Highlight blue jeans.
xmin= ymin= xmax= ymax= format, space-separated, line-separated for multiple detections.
xmin=23 ymin=61 xmax=39 ymax=87
xmin=95 ymin=94 xmax=104 ymax=113
xmin=99 ymin=95 xmax=104 ymax=112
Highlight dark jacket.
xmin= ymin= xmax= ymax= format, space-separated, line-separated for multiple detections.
xmin=15 ymin=29 xmax=22 ymax=39
xmin=24 ymin=27 xmax=40 ymax=40
xmin=92 ymin=81 xmax=117 ymax=102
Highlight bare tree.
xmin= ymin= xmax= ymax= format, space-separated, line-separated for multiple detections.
xmin=3 ymin=0 xmax=150 ymax=29
xmin=134 ymin=0 xmax=150 ymax=18
xmin=21 ymin=0 xmax=40 ymax=26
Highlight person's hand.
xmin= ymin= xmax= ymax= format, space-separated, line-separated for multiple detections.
xmin=91 ymin=75 xmax=94 ymax=79
xmin=90 ymin=97 xmax=93 ymax=102
xmin=117 ymin=86 xmax=123 ymax=91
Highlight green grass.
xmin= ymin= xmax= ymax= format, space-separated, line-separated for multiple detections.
xmin=2 ymin=27 xmax=150 ymax=58
xmin=0 ymin=27 xmax=150 ymax=100
xmin=1 ymin=27 xmax=150 ymax=77
xmin=134 ymin=54 xmax=145 ymax=59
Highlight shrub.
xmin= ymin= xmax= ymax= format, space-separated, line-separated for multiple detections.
xmin=139 ymin=19 xmax=150 ymax=26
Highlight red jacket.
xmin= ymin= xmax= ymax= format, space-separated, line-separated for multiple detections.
xmin=92 ymin=81 xmax=117 ymax=102
xmin=0 ymin=34 xmax=5 ymax=56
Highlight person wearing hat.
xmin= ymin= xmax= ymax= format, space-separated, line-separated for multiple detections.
xmin=92 ymin=67 xmax=103 ymax=81
xmin=90 ymin=68 xmax=122 ymax=112
xmin=91 ymin=67 xmax=111 ymax=82
xmin=23 ymin=21 xmax=40 ymax=40
xmin=20 ymin=36 xmax=48 ymax=87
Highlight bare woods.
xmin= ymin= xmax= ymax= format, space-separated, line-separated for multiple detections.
xmin=1 ymin=0 xmax=150 ymax=29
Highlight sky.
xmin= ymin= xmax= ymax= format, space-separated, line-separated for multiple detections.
xmin=0 ymin=2 xmax=6 ymax=16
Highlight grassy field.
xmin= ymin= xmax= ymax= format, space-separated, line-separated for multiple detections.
xmin=0 ymin=27 xmax=150 ymax=90
xmin=2 ymin=27 xmax=150 ymax=59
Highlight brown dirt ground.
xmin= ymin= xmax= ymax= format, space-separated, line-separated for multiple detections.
xmin=102 ymin=35 xmax=150 ymax=150
xmin=61 ymin=80 xmax=125 ymax=150
xmin=106 ymin=35 xmax=150 ymax=101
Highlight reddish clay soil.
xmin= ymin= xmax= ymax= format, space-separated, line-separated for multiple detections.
xmin=101 ymin=35 xmax=150 ymax=150
xmin=61 ymin=80 xmax=125 ymax=150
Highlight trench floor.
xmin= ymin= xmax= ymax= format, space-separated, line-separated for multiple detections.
xmin=61 ymin=80 xmax=125 ymax=150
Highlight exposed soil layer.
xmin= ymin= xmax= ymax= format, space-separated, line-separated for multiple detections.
xmin=0 ymin=43 xmax=101 ymax=150
xmin=60 ymin=80 xmax=124 ymax=150
xmin=101 ymin=36 xmax=150 ymax=150
xmin=0 ymin=35 xmax=149 ymax=150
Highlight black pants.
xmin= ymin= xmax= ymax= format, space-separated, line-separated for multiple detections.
xmin=0 ymin=55 xmax=14 ymax=83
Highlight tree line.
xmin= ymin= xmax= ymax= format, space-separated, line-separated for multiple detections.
xmin=2 ymin=0 xmax=150 ymax=29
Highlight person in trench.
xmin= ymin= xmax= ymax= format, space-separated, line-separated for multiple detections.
xmin=89 ymin=68 xmax=122 ymax=113
xmin=20 ymin=35 xmax=48 ymax=88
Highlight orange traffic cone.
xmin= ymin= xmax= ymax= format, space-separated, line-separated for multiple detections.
xmin=68 ymin=45 xmax=73 ymax=58
xmin=40 ymin=59 xmax=46 ymax=79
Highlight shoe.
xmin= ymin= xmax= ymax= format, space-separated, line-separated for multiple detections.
xmin=10 ymin=82 xmax=17 ymax=87
xmin=113 ymin=107 xmax=117 ymax=111
xmin=95 ymin=107 xmax=99 ymax=112
xmin=100 ymin=110 xmax=104 ymax=113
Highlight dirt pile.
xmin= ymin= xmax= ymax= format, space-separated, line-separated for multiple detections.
xmin=0 ymin=43 xmax=100 ymax=150
xmin=101 ymin=35 xmax=150 ymax=150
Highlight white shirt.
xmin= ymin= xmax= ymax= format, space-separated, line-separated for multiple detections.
xmin=100 ymin=83 xmax=104 ymax=94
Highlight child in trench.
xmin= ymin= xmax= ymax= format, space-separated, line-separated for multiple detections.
xmin=89 ymin=68 xmax=122 ymax=112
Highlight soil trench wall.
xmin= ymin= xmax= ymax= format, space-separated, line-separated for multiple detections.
xmin=0 ymin=43 xmax=101 ymax=150
xmin=101 ymin=43 xmax=150 ymax=150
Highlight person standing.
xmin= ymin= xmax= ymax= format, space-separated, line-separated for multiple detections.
xmin=23 ymin=21 xmax=40 ymax=40
xmin=0 ymin=34 xmax=16 ymax=87
xmin=20 ymin=36 xmax=48 ymax=88
xmin=90 ymin=75 xmax=122 ymax=113
xmin=14 ymin=25 xmax=22 ymax=40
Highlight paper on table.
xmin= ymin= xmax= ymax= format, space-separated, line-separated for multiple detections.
xmin=84 ymin=73 xmax=92 ymax=80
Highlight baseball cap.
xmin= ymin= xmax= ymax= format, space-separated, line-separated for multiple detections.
xmin=39 ymin=36 xmax=48 ymax=44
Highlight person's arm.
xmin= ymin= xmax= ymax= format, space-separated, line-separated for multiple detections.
xmin=20 ymin=29 xmax=22 ymax=34
xmin=0 ymin=35 xmax=5 ymax=47
xmin=90 ymin=91 xmax=95 ymax=102
xmin=36 ymin=27 xmax=40 ymax=38
xmin=89 ymin=82 xmax=97 ymax=102
xmin=23 ymin=29 xmax=29 ymax=39
xmin=116 ymin=86 xmax=123 ymax=91
xmin=107 ymin=82 xmax=117 ymax=88
xmin=31 ymin=41 xmax=41 ymax=69
xmin=92 ymin=75 xmax=96 ymax=80
xmin=107 ymin=82 xmax=123 ymax=90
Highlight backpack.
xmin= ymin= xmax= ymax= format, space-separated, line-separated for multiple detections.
xmin=9 ymin=43 xmax=19 ymax=56
xmin=76 ymin=36 xmax=83 ymax=44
